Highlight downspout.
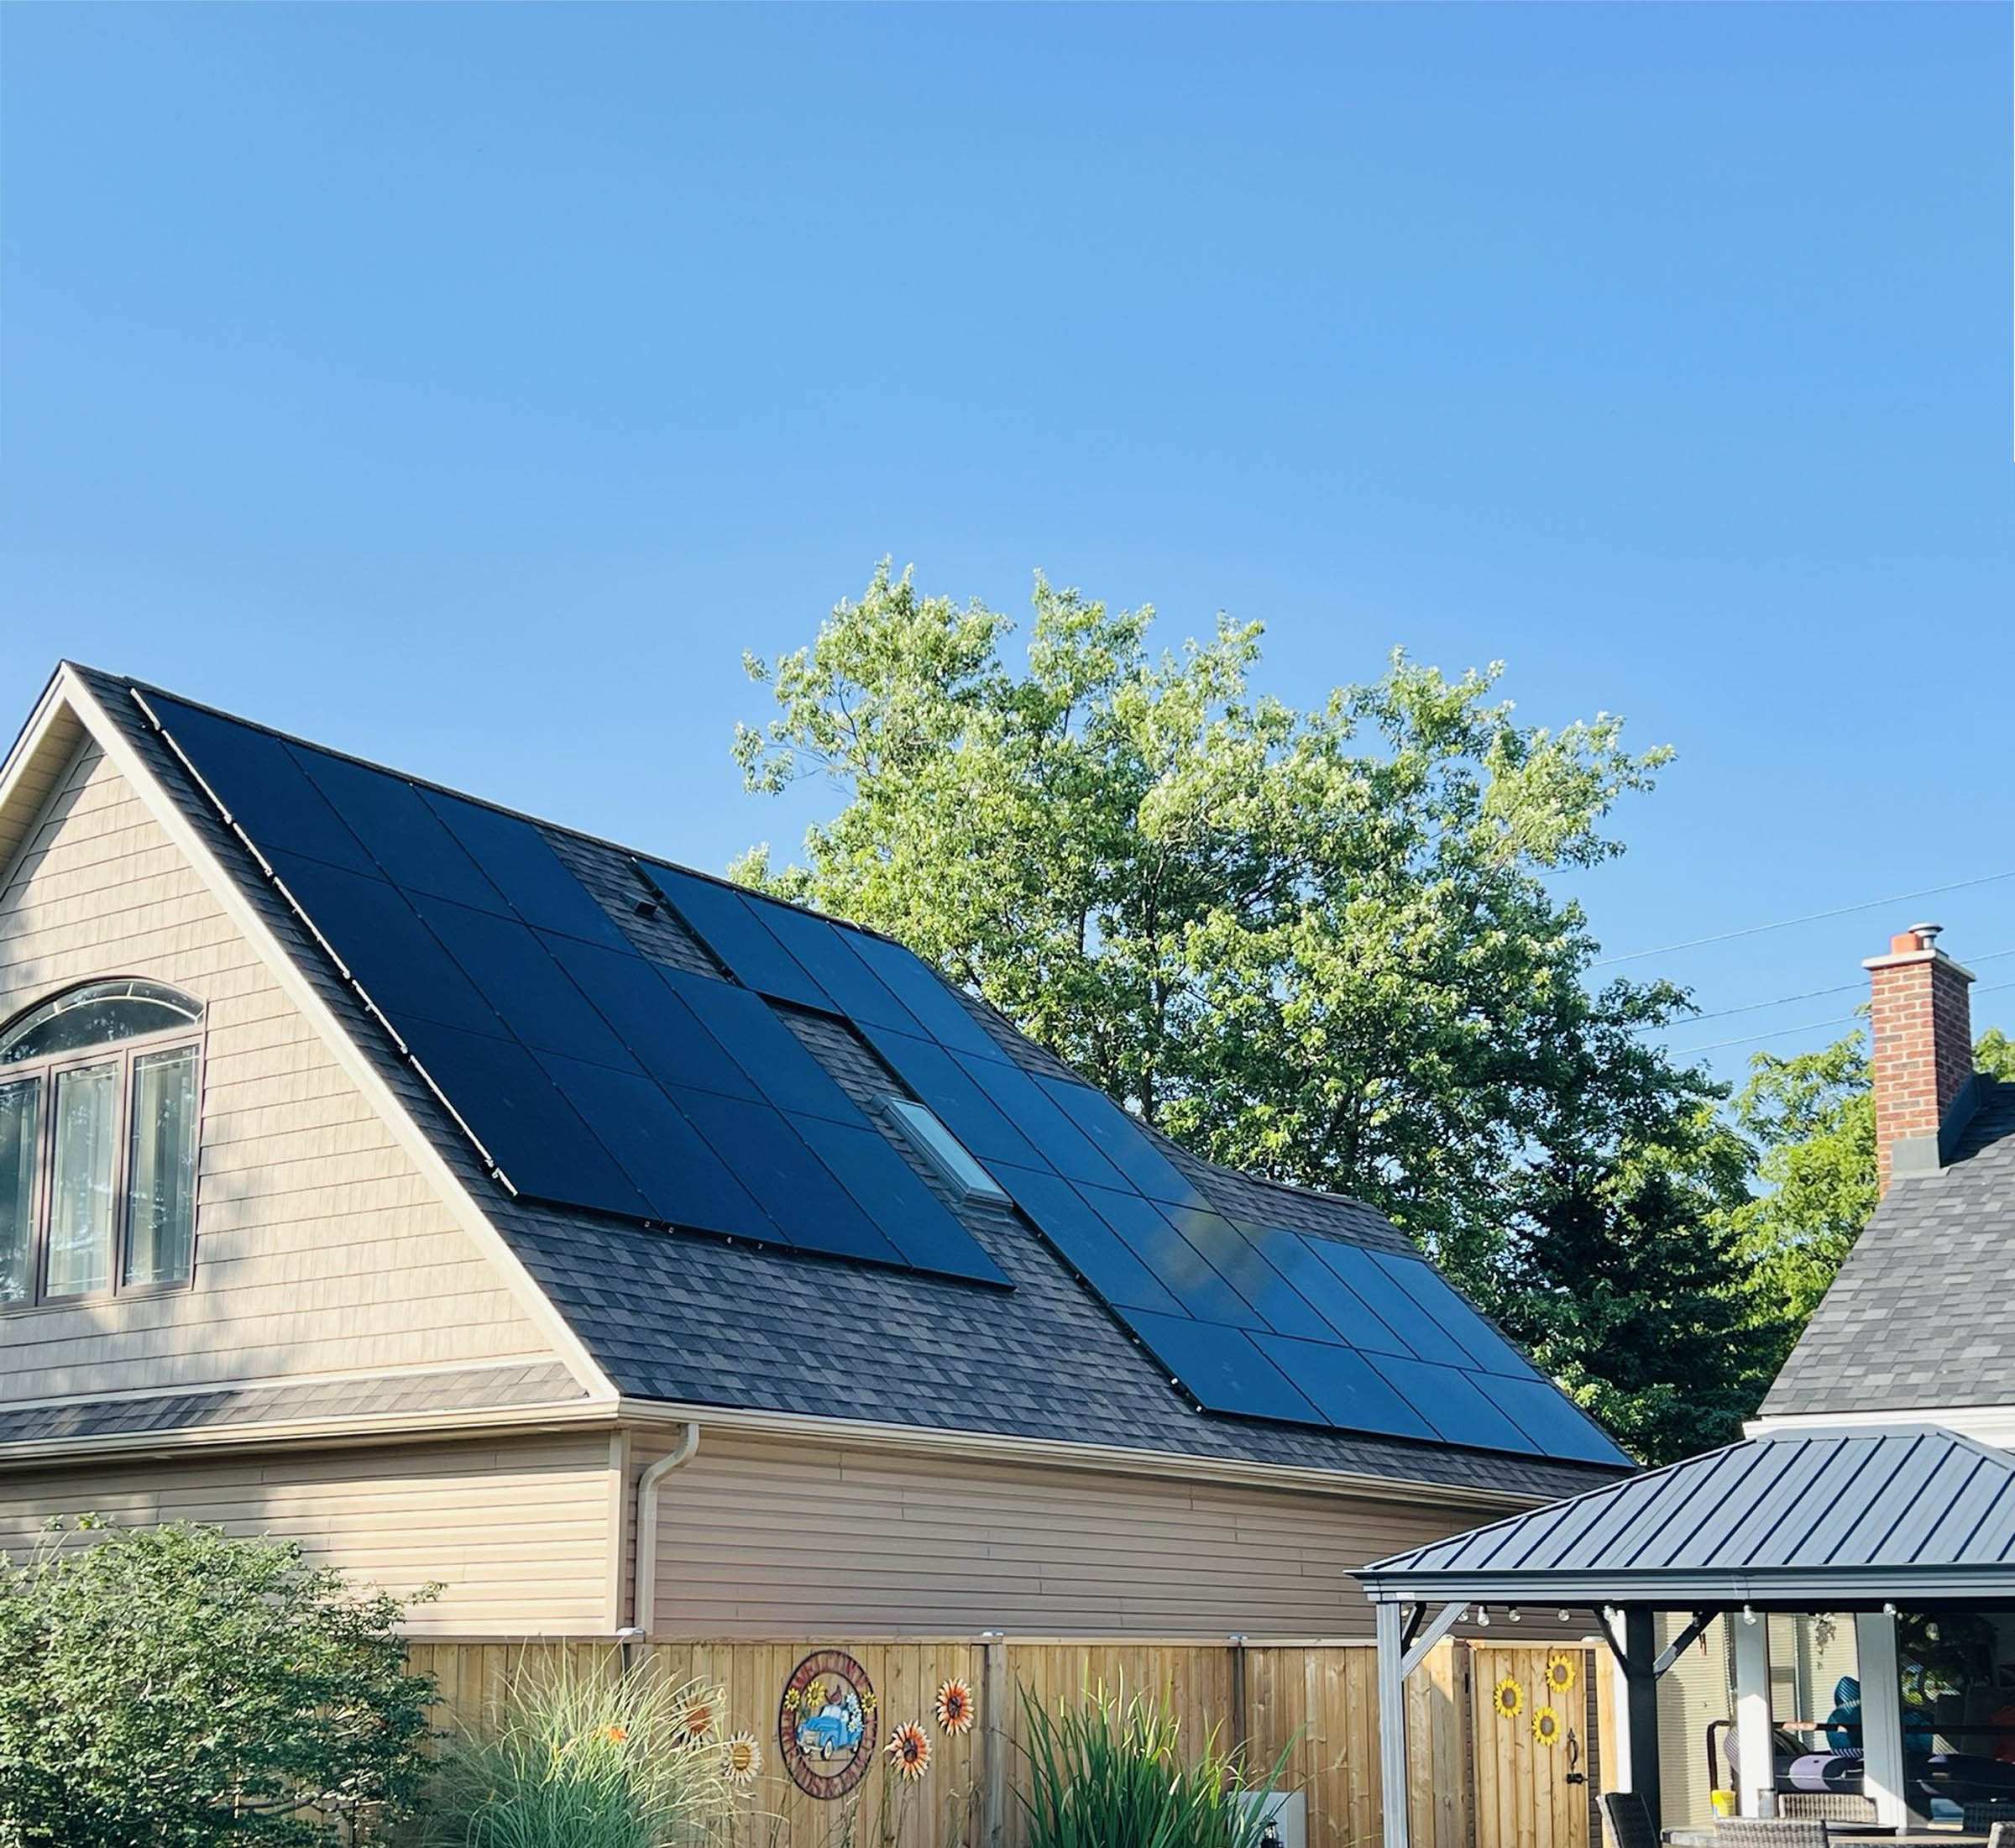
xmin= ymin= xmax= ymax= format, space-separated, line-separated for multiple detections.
xmin=631 ymin=1421 xmax=699 ymax=1637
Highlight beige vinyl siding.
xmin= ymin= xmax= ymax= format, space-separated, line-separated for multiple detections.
xmin=637 ymin=1429 xmax=1522 ymax=1639
xmin=0 ymin=1433 xmax=615 ymax=1634
xmin=0 ymin=741 xmax=557 ymax=1400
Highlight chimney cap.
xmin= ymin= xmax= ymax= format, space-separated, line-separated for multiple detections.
xmin=1909 ymin=922 xmax=1944 ymax=945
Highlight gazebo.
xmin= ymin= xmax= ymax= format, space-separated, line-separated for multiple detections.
xmin=1357 ymin=1426 xmax=2015 ymax=1845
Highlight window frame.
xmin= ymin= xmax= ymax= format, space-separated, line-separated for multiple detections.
xmin=0 ymin=1004 xmax=205 ymax=1313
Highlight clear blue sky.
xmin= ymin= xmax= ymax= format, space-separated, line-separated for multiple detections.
xmin=4 ymin=4 xmax=2010 ymax=1088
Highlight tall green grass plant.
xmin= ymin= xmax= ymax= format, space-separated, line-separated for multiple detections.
xmin=423 ymin=1655 xmax=746 ymax=1848
xmin=1017 ymin=1683 xmax=1286 ymax=1848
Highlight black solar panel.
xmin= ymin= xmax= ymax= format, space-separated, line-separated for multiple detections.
xmin=139 ymin=685 xmax=1631 ymax=1463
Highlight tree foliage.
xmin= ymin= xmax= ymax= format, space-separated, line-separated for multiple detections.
xmin=0 ymin=1519 xmax=435 ymax=1848
xmin=1731 ymin=1023 xmax=2015 ymax=1336
xmin=735 ymin=563 xmax=1780 ymax=1461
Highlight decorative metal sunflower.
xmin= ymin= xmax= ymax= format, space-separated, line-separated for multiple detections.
xmin=722 ymin=1731 xmax=762 ymax=1785
xmin=934 ymin=1678 xmax=976 ymax=1735
xmin=673 ymin=1688 xmax=720 ymax=1744
xmin=886 ymin=1722 xmax=931 ymax=1780
xmin=1493 ymin=1678 xmax=1524 ymax=1720
xmin=1532 ymin=1705 xmax=1562 ymax=1748
xmin=1546 ymin=1652 xmax=1577 ymax=1694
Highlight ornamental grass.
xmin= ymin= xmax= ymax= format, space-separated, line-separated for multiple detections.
xmin=1017 ymin=1682 xmax=1286 ymax=1848
xmin=422 ymin=1654 xmax=748 ymax=1848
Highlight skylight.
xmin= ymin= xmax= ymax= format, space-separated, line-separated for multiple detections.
xmin=882 ymin=1096 xmax=1008 ymax=1201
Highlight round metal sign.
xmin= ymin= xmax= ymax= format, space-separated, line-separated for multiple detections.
xmin=778 ymin=1649 xmax=879 ymax=1799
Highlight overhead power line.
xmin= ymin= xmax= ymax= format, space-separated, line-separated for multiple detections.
xmin=1626 ymin=945 xmax=2015 ymax=1034
xmin=1664 ymin=977 xmax=2015 ymax=1060
xmin=1593 ymin=868 xmax=2015 ymax=968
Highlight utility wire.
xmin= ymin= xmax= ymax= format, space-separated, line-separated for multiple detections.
xmin=1664 ymin=977 xmax=2015 ymax=1060
xmin=1593 ymin=869 xmax=2015 ymax=968
xmin=1626 ymin=945 xmax=2015 ymax=1033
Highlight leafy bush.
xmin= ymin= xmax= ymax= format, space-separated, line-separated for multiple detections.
xmin=1017 ymin=1683 xmax=1285 ymax=1848
xmin=0 ymin=1517 xmax=435 ymax=1848
xmin=422 ymin=1653 xmax=748 ymax=1848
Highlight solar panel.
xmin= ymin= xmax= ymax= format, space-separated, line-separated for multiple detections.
xmin=856 ymin=1025 xmax=1042 ymax=1169
xmin=412 ymin=896 xmax=640 ymax=1070
xmin=423 ymin=791 xmax=632 ymax=949
xmin=537 ymin=937 xmax=762 ymax=1104
xmin=788 ymin=1114 xmax=1008 ymax=1284
xmin=750 ymin=903 xmax=928 ymax=1035
xmin=1308 ymin=1238 xmax=1475 ymax=1370
xmin=1484 ymin=1373 xmax=1630 ymax=1464
xmin=1369 ymin=1250 xmax=1538 ymax=1379
xmin=1189 ymin=1217 xmax=1340 ymax=1343
xmin=1248 ymin=1332 xmax=1440 ymax=1441
xmin=1033 ymin=1077 xmax=1206 ymax=1207
xmin=1259 ymin=1229 xmax=1415 ymax=1357
xmin=667 ymin=1086 xmax=904 ymax=1266
xmin=994 ymin=1165 xmax=1186 ymax=1317
xmin=395 ymin=1017 xmax=649 ymax=1219
xmin=1363 ymin=1353 xmax=1542 ymax=1455
xmin=841 ymin=930 xmax=1008 ymax=1061
xmin=659 ymin=969 xmax=866 ymax=1126
xmin=638 ymin=862 xmax=835 ymax=1013
xmin=265 ymin=851 xmax=502 ymax=1039
xmin=534 ymin=1050 xmax=772 ymax=1238
xmin=1123 ymin=1311 xmax=1325 ymax=1427
xmin=950 ymin=1052 xmax=1131 ymax=1191
xmin=290 ymin=746 xmax=509 ymax=913
xmin=1073 ymin=1186 xmax=1262 ymax=1327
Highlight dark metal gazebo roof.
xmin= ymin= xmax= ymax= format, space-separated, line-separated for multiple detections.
xmin=1358 ymin=1425 xmax=2015 ymax=1607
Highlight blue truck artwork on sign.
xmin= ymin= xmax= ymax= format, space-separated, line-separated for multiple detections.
xmin=778 ymin=1649 xmax=879 ymax=1799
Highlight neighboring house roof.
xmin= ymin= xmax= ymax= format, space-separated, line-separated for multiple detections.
xmin=1357 ymin=1425 xmax=2015 ymax=1605
xmin=1 ymin=666 xmax=1633 ymax=1500
xmin=1762 ymin=1078 xmax=2015 ymax=1419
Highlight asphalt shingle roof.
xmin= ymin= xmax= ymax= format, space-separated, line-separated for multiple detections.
xmin=1763 ymin=1078 xmax=2015 ymax=1418
xmin=66 ymin=667 xmax=1626 ymax=1501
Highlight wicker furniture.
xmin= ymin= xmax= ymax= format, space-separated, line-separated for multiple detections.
xmin=1599 ymin=1790 xmax=1659 ymax=1848
xmin=1777 ymin=1793 xmax=1876 ymax=1824
xmin=1964 ymin=1807 xmax=2015 ymax=1836
xmin=1714 ymin=1821 xmax=1830 ymax=1848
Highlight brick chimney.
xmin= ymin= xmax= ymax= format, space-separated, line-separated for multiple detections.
xmin=1864 ymin=922 xmax=1977 ymax=1191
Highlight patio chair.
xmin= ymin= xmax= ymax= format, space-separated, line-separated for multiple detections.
xmin=1778 ymin=1793 xmax=1876 ymax=1824
xmin=1600 ymin=1790 xmax=1659 ymax=1848
xmin=1715 ymin=1821 xmax=1829 ymax=1848
xmin=1982 ymin=1823 xmax=2012 ymax=1848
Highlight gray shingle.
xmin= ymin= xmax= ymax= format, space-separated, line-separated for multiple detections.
xmin=1763 ymin=1081 xmax=2015 ymax=1417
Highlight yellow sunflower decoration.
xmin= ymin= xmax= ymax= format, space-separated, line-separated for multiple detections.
xmin=1532 ymin=1706 xmax=1563 ymax=1748
xmin=935 ymin=1678 xmax=976 ymax=1735
xmin=1546 ymin=1652 xmax=1578 ymax=1694
xmin=1493 ymin=1678 xmax=1524 ymax=1720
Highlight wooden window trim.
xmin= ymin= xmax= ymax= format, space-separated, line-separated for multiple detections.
xmin=0 ymin=1017 xmax=206 ymax=1314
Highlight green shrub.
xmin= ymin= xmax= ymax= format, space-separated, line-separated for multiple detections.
xmin=0 ymin=1516 xmax=435 ymax=1848
xmin=421 ymin=1654 xmax=749 ymax=1848
xmin=1017 ymin=1683 xmax=1285 ymax=1848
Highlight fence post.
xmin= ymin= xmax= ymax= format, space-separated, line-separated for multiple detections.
xmin=1229 ymin=1635 xmax=1249 ymax=1761
xmin=982 ymin=1634 xmax=1007 ymax=1848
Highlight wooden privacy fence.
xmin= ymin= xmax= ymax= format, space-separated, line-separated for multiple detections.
xmin=406 ymin=1636 xmax=1600 ymax=1848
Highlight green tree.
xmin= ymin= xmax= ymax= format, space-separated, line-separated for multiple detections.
xmin=734 ymin=563 xmax=1766 ymax=1457
xmin=0 ymin=1519 xmax=435 ymax=1848
xmin=1731 ymin=1022 xmax=2015 ymax=1332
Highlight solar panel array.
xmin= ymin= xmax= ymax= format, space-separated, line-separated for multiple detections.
xmin=138 ymin=687 xmax=1630 ymax=1464
xmin=139 ymin=693 xmax=1006 ymax=1285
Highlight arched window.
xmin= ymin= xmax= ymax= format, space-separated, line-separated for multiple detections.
xmin=0 ymin=980 xmax=204 ymax=1307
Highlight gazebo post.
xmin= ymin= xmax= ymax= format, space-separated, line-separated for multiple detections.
xmin=1731 ymin=1610 xmax=1774 ymax=1817
xmin=1625 ymin=1608 xmax=1662 ymax=1833
xmin=1377 ymin=1599 xmax=1410 ymax=1848
xmin=1853 ymin=1610 xmax=1913 ymax=1830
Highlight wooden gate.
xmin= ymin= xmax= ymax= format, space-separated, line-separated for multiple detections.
xmin=406 ymin=1636 xmax=1598 ymax=1848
